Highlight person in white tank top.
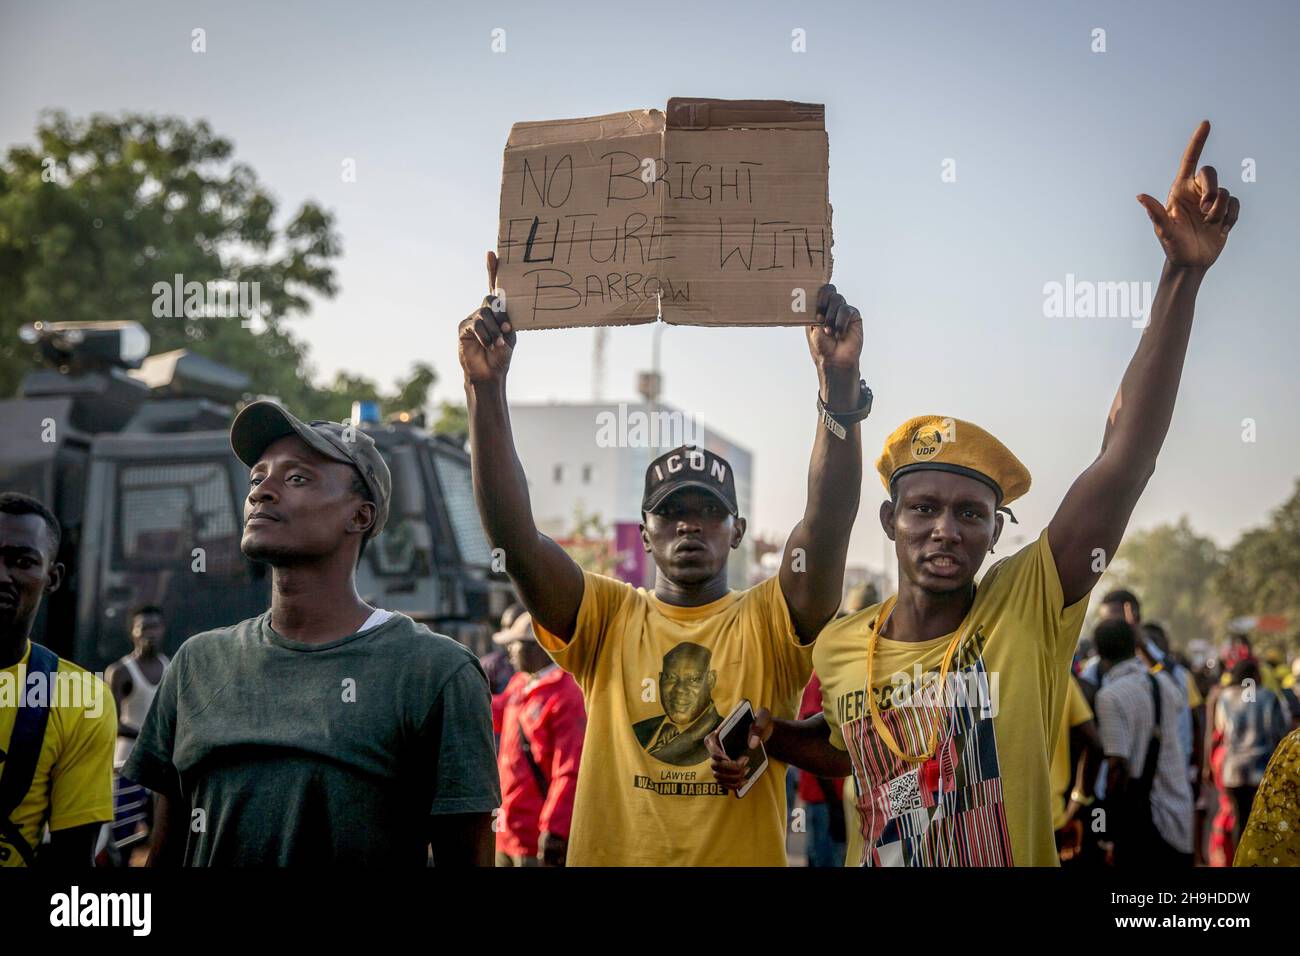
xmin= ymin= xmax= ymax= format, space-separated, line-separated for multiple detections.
xmin=106 ymin=606 xmax=171 ymax=767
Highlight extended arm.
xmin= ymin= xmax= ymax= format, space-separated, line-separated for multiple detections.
xmin=1104 ymin=756 xmax=1131 ymax=800
xmin=44 ymin=823 xmax=102 ymax=866
xmin=106 ymin=664 xmax=137 ymax=739
xmin=537 ymin=702 xmax=584 ymax=867
xmin=1066 ymin=718 xmax=1104 ymax=820
xmin=429 ymin=813 xmax=495 ymax=867
xmin=145 ymin=792 xmax=188 ymax=867
xmin=459 ymin=251 xmax=585 ymax=640
xmin=707 ymin=709 xmax=851 ymax=790
xmin=1050 ymin=121 xmax=1240 ymax=605
xmin=1076 ymin=719 xmax=1104 ymax=801
xmin=766 ymin=713 xmax=853 ymax=778
xmin=779 ymin=285 xmax=865 ymax=644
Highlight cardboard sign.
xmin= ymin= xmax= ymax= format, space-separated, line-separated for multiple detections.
xmin=496 ymin=98 xmax=832 ymax=330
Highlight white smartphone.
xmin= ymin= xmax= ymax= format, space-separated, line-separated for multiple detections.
xmin=717 ymin=698 xmax=769 ymax=799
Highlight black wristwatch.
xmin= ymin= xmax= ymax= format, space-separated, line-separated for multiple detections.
xmin=817 ymin=379 xmax=873 ymax=439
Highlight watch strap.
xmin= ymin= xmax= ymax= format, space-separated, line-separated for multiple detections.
xmin=817 ymin=380 xmax=873 ymax=437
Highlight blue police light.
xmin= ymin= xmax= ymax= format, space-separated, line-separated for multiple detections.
xmin=351 ymin=400 xmax=381 ymax=426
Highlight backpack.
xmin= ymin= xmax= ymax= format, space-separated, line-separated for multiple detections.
xmin=1118 ymin=672 xmax=1167 ymax=863
xmin=0 ymin=642 xmax=59 ymax=866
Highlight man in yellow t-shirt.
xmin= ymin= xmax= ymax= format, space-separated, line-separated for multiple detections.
xmin=711 ymin=122 xmax=1241 ymax=866
xmin=0 ymin=493 xmax=116 ymax=867
xmin=1050 ymin=676 xmax=1100 ymax=863
xmin=458 ymin=257 xmax=868 ymax=865
xmin=812 ymin=512 xmax=1090 ymax=866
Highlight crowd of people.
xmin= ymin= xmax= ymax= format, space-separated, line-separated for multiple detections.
xmin=1056 ymin=590 xmax=1298 ymax=868
xmin=3 ymin=119 xmax=1295 ymax=870
xmin=478 ymin=578 xmax=1300 ymax=868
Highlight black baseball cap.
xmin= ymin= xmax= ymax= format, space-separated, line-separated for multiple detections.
xmin=642 ymin=445 xmax=738 ymax=516
xmin=230 ymin=400 xmax=392 ymax=536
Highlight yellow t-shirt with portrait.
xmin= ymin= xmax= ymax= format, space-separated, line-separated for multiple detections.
xmin=1049 ymin=677 xmax=1093 ymax=831
xmin=0 ymin=642 xmax=116 ymax=867
xmin=816 ymin=529 xmax=1088 ymax=867
xmin=534 ymin=571 xmax=812 ymax=866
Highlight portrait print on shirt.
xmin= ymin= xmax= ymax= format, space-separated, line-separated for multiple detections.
xmin=632 ymin=642 xmax=723 ymax=766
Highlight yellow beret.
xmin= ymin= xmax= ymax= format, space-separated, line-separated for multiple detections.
xmin=876 ymin=415 xmax=1031 ymax=509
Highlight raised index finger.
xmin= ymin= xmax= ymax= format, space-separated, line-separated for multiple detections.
xmin=1175 ymin=120 xmax=1211 ymax=183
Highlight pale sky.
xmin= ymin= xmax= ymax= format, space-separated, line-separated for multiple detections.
xmin=3 ymin=0 xmax=1298 ymax=577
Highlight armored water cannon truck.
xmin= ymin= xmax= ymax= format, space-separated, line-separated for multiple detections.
xmin=0 ymin=320 xmax=508 ymax=671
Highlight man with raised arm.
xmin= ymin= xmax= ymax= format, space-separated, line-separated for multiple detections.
xmin=711 ymin=121 xmax=1241 ymax=867
xmin=459 ymin=253 xmax=868 ymax=865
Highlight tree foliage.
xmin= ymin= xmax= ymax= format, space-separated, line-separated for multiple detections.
xmin=1100 ymin=516 xmax=1226 ymax=646
xmin=0 ymin=111 xmax=440 ymax=421
xmin=1098 ymin=482 xmax=1300 ymax=652
xmin=1214 ymin=480 xmax=1300 ymax=644
xmin=432 ymin=401 xmax=468 ymax=444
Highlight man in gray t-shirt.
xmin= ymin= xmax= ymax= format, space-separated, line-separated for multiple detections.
xmin=123 ymin=401 xmax=499 ymax=865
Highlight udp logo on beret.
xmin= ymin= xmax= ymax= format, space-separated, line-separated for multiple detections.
xmin=911 ymin=426 xmax=945 ymax=461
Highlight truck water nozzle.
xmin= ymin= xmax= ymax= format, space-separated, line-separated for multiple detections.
xmin=19 ymin=320 xmax=151 ymax=370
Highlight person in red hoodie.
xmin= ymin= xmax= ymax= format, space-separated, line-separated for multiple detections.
xmin=493 ymin=613 xmax=585 ymax=866
xmin=795 ymin=673 xmax=846 ymax=866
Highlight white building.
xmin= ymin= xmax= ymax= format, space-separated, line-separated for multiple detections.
xmin=511 ymin=400 xmax=754 ymax=588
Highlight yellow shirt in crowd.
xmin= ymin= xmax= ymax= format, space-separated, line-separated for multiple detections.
xmin=534 ymin=571 xmax=811 ymax=866
xmin=0 ymin=642 xmax=116 ymax=867
xmin=1049 ymin=677 xmax=1093 ymax=831
xmin=816 ymin=529 xmax=1088 ymax=867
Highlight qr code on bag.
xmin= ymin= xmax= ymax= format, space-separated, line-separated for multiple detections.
xmin=886 ymin=768 xmax=922 ymax=812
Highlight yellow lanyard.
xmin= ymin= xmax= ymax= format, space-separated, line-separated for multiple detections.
xmin=864 ymin=595 xmax=968 ymax=765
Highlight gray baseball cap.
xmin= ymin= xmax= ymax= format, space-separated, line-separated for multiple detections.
xmin=230 ymin=400 xmax=391 ymax=536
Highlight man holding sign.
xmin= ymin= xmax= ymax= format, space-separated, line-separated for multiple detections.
xmin=711 ymin=122 xmax=1241 ymax=867
xmin=458 ymin=252 xmax=868 ymax=865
